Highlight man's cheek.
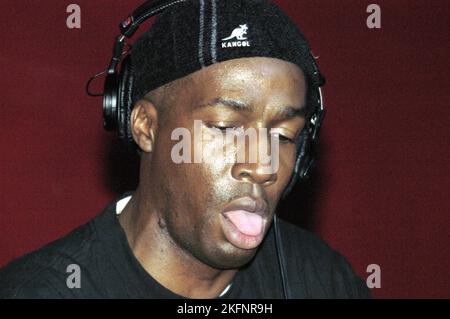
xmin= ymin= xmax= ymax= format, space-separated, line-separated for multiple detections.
xmin=200 ymin=128 xmax=233 ymax=167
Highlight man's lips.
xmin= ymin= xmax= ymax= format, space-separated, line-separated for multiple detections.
xmin=220 ymin=196 xmax=269 ymax=250
xmin=221 ymin=196 xmax=268 ymax=214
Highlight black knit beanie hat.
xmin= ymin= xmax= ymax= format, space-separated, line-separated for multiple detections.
xmin=131 ymin=0 xmax=317 ymax=104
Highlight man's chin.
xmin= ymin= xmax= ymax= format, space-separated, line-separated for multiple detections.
xmin=199 ymin=243 xmax=260 ymax=270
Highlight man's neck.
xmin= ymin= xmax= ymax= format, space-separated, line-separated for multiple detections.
xmin=118 ymin=190 xmax=237 ymax=299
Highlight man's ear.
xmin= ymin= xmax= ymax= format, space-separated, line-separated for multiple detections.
xmin=130 ymin=99 xmax=158 ymax=153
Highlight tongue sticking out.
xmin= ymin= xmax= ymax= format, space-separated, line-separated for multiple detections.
xmin=223 ymin=210 xmax=264 ymax=236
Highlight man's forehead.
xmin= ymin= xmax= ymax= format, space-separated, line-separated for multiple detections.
xmin=145 ymin=57 xmax=307 ymax=117
xmin=182 ymin=57 xmax=306 ymax=100
xmin=192 ymin=57 xmax=305 ymax=81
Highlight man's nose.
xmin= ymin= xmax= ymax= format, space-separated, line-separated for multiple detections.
xmin=231 ymin=162 xmax=277 ymax=186
xmin=228 ymin=125 xmax=279 ymax=186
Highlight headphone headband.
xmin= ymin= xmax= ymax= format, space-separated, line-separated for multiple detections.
xmin=119 ymin=0 xmax=188 ymax=38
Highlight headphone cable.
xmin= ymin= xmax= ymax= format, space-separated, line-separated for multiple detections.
xmin=273 ymin=214 xmax=291 ymax=299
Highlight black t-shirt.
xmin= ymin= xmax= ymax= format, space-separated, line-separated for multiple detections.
xmin=0 ymin=196 xmax=370 ymax=299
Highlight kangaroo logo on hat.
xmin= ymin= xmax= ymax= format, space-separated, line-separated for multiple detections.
xmin=221 ymin=24 xmax=251 ymax=48
xmin=222 ymin=24 xmax=248 ymax=41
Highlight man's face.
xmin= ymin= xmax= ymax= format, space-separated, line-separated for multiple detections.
xmin=142 ymin=57 xmax=307 ymax=269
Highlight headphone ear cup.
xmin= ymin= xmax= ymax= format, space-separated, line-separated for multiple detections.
xmin=298 ymin=154 xmax=315 ymax=180
xmin=297 ymin=129 xmax=316 ymax=180
xmin=102 ymin=73 xmax=119 ymax=132
xmin=117 ymin=55 xmax=135 ymax=144
xmin=281 ymin=130 xmax=308 ymax=199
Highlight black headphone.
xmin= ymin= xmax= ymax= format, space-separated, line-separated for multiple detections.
xmin=86 ymin=0 xmax=326 ymax=198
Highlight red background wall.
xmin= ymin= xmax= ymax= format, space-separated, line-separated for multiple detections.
xmin=0 ymin=0 xmax=448 ymax=298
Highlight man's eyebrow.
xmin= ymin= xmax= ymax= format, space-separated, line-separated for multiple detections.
xmin=202 ymin=97 xmax=254 ymax=112
xmin=274 ymin=105 xmax=307 ymax=119
xmin=200 ymin=97 xmax=306 ymax=118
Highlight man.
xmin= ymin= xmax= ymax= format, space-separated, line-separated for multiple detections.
xmin=0 ymin=0 xmax=370 ymax=298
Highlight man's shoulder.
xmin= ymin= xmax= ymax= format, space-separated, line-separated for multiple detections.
xmin=0 ymin=218 xmax=98 ymax=299
xmin=276 ymin=218 xmax=371 ymax=298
